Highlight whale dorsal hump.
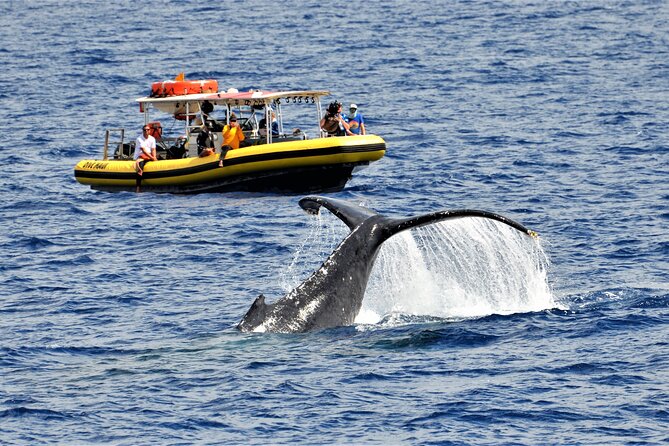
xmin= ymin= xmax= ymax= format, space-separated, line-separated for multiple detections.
xmin=237 ymin=294 xmax=269 ymax=331
xmin=299 ymin=196 xmax=380 ymax=230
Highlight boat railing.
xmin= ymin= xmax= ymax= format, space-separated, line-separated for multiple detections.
xmin=184 ymin=113 xmax=201 ymax=134
xmin=103 ymin=128 xmax=125 ymax=160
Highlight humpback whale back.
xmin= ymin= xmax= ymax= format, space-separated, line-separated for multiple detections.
xmin=237 ymin=196 xmax=538 ymax=333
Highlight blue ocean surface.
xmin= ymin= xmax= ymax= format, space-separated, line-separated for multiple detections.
xmin=1 ymin=0 xmax=668 ymax=444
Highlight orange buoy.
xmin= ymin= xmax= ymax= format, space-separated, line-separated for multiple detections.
xmin=150 ymin=79 xmax=218 ymax=97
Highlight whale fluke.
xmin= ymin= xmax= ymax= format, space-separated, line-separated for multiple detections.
xmin=237 ymin=196 xmax=538 ymax=333
xmin=298 ymin=196 xmax=379 ymax=229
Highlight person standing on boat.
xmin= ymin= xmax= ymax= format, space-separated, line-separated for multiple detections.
xmin=345 ymin=103 xmax=366 ymax=135
xmin=134 ymin=124 xmax=158 ymax=176
xmin=320 ymin=101 xmax=352 ymax=136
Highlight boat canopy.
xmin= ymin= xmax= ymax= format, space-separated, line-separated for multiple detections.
xmin=137 ymin=90 xmax=331 ymax=115
xmin=136 ymin=88 xmax=335 ymax=145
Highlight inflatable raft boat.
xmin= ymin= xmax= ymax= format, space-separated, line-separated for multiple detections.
xmin=74 ymin=81 xmax=385 ymax=193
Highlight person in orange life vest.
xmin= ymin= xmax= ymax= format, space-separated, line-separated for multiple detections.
xmin=219 ymin=113 xmax=245 ymax=167
xmin=134 ymin=125 xmax=158 ymax=175
xmin=222 ymin=113 xmax=245 ymax=149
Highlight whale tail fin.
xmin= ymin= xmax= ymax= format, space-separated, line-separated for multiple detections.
xmin=237 ymin=197 xmax=538 ymax=333
xmin=237 ymin=294 xmax=269 ymax=332
xmin=387 ymin=209 xmax=537 ymax=239
xmin=300 ymin=196 xmax=537 ymax=242
xmin=299 ymin=196 xmax=379 ymax=230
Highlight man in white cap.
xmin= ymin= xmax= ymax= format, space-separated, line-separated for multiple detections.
xmin=346 ymin=103 xmax=366 ymax=135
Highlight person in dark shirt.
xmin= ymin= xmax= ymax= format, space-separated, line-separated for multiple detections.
xmin=320 ymin=101 xmax=352 ymax=136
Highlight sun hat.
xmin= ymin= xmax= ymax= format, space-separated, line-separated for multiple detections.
xmin=349 ymin=103 xmax=358 ymax=109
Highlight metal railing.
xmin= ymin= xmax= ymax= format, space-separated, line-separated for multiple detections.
xmin=103 ymin=128 xmax=125 ymax=160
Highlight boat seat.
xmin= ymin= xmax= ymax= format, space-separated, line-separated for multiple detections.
xmin=155 ymin=139 xmax=169 ymax=160
xmin=113 ymin=142 xmax=134 ymax=160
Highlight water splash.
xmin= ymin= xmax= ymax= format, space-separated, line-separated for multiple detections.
xmin=278 ymin=211 xmax=556 ymax=327
xmin=278 ymin=211 xmax=345 ymax=294
xmin=359 ymin=218 xmax=556 ymax=325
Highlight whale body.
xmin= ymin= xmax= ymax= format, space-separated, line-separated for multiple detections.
xmin=237 ymin=196 xmax=537 ymax=333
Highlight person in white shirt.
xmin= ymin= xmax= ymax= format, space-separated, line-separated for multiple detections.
xmin=134 ymin=125 xmax=157 ymax=176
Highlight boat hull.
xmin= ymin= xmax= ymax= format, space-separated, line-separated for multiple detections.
xmin=74 ymin=135 xmax=385 ymax=194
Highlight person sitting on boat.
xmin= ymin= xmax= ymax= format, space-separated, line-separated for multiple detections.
xmin=222 ymin=113 xmax=245 ymax=149
xmin=197 ymin=121 xmax=216 ymax=158
xmin=218 ymin=113 xmax=246 ymax=167
xmin=345 ymin=103 xmax=366 ymax=135
xmin=320 ymin=101 xmax=352 ymax=137
xmin=134 ymin=124 xmax=158 ymax=175
xmin=259 ymin=109 xmax=279 ymax=137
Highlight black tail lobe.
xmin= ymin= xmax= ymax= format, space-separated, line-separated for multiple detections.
xmin=388 ymin=209 xmax=536 ymax=239
xmin=299 ymin=196 xmax=379 ymax=230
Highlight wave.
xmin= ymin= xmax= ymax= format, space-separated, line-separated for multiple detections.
xmin=0 ymin=407 xmax=75 ymax=420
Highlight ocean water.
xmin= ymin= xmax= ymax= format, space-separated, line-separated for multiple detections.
xmin=1 ymin=0 xmax=668 ymax=444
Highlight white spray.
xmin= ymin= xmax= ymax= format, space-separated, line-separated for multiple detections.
xmin=279 ymin=212 xmax=556 ymax=328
